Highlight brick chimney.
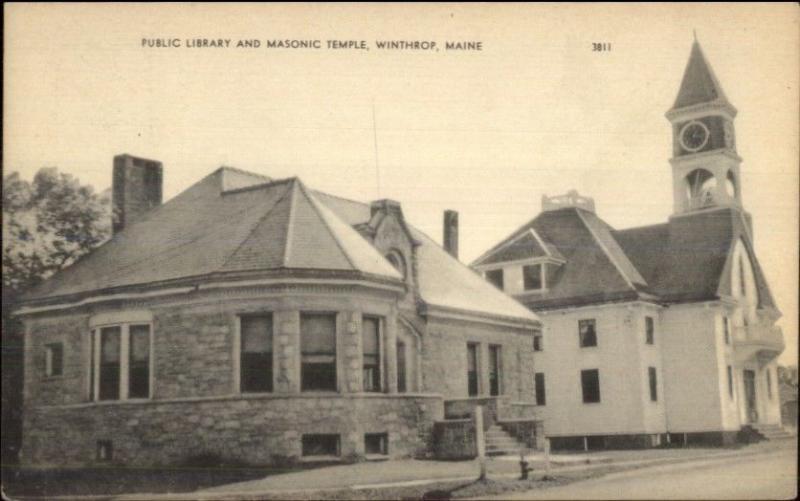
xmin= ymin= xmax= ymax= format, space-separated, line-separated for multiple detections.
xmin=112 ymin=154 xmax=163 ymax=234
xmin=443 ymin=210 xmax=459 ymax=259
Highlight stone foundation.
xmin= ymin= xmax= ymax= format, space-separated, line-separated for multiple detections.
xmin=22 ymin=394 xmax=443 ymax=467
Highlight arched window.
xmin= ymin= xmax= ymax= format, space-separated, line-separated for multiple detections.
xmin=385 ymin=249 xmax=407 ymax=279
xmin=725 ymin=170 xmax=737 ymax=199
xmin=685 ymin=169 xmax=716 ymax=208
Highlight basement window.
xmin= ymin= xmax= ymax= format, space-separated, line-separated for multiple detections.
xmin=96 ymin=440 xmax=113 ymax=461
xmin=302 ymin=434 xmax=340 ymax=457
xmin=45 ymin=343 xmax=64 ymax=377
xmin=365 ymin=433 xmax=389 ymax=456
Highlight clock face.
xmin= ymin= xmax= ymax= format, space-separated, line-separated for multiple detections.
xmin=679 ymin=121 xmax=710 ymax=152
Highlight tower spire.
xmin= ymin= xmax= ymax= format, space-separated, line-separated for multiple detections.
xmin=669 ymin=38 xmax=730 ymax=112
xmin=666 ymin=39 xmax=742 ymax=216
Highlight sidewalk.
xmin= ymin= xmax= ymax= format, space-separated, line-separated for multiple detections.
xmin=114 ymin=438 xmax=796 ymax=500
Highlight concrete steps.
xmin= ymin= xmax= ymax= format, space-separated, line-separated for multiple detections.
xmin=749 ymin=423 xmax=795 ymax=441
xmin=484 ymin=425 xmax=527 ymax=457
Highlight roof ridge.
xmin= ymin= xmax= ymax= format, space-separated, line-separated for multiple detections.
xmin=574 ymin=209 xmax=644 ymax=290
xmin=312 ymin=189 xmax=369 ymax=208
xmin=216 ymin=165 xmax=271 ymax=179
xmin=219 ymin=180 xmax=296 ymax=272
xmin=221 ymin=177 xmax=296 ymax=196
xmin=282 ymin=179 xmax=299 ymax=267
xmin=294 ymin=180 xmax=358 ymax=270
xmin=613 ymin=221 xmax=670 ymax=234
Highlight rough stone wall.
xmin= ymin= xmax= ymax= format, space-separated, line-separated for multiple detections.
xmin=21 ymin=287 xmax=535 ymax=466
xmin=432 ymin=419 xmax=476 ymax=460
xmin=155 ymin=304 xmax=235 ymax=399
xmin=23 ymin=395 xmax=442 ymax=467
xmin=23 ymin=312 xmax=89 ymax=407
xmin=422 ymin=316 xmax=536 ymax=402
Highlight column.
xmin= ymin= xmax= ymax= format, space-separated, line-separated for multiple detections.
xmin=275 ymin=311 xmax=300 ymax=393
xmin=385 ymin=310 xmax=398 ymax=393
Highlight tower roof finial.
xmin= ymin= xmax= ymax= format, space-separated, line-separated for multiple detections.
xmin=693 ymin=29 xmax=697 ymax=42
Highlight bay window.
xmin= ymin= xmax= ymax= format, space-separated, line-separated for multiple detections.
xmin=90 ymin=323 xmax=152 ymax=401
xmin=301 ymin=313 xmax=337 ymax=392
xmin=240 ymin=315 xmax=273 ymax=393
xmin=362 ymin=316 xmax=382 ymax=392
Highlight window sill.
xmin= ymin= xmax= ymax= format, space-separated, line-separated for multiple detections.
xmin=42 ymin=375 xmax=64 ymax=382
xmin=365 ymin=454 xmax=390 ymax=461
xmin=582 ymin=401 xmax=601 ymax=405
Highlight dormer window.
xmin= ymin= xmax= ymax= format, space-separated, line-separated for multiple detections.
xmin=385 ymin=250 xmax=407 ymax=279
xmin=523 ymin=264 xmax=543 ymax=291
xmin=485 ymin=269 xmax=504 ymax=290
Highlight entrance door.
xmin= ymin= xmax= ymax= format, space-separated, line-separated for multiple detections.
xmin=743 ymin=370 xmax=758 ymax=423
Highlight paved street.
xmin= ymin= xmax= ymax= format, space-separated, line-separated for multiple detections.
xmin=483 ymin=445 xmax=797 ymax=500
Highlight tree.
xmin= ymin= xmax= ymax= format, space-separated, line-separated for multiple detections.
xmin=2 ymin=167 xmax=110 ymax=463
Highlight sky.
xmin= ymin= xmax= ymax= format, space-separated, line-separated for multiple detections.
xmin=4 ymin=3 xmax=798 ymax=364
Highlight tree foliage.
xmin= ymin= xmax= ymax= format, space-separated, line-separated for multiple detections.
xmin=2 ymin=168 xmax=111 ymax=298
xmin=2 ymin=167 xmax=110 ymax=463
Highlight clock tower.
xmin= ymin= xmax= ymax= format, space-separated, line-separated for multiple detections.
xmin=666 ymin=39 xmax=743 ymax=215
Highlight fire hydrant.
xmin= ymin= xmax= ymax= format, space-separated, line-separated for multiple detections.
xmin=519 ymin=450 xmax=530 ymax=480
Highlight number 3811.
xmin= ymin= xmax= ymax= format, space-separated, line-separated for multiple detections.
xmin=592 ymin=43 xmax=611 ymax=52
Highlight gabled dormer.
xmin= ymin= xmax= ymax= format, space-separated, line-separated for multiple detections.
xmin=356 ymin=199 xmax=421 ymax=302
xmin=472 ymin=226 xmax=565 ymax=296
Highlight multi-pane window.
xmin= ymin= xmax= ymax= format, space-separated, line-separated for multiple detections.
xmin=648 ymin=367 xmax=658 ymax=402
xmin=645 ymin=316 xmax=655 ymax=345
xmin=533 ymin=331 xmax=543 ymax=352
xmin=467 ymin=343 xmax=480 ymax=397
xmin=535 ymin=372 xmax=546 ymax=406
xmin=723 ymin=316 xmax=731 ymax=345
xmin=766 ymin=369 xmax=773 ymax=399
xmin=91 ymin=324 xmax=152 ymax=402
xmin=362 ymin=316 xmax=382 ymax=392
xmin=397 ymin=340 xmax=407 ymax=393
xmin=486 ymin=269 xmax=504 ymax=290
xmin=240 ymin=315 xmax=273 ymax=393
xmin=45 ymin=342 xmax=64 ymax=377
xmin=727 ymin=365 xmax=734 ymax=399
xmin=301 ymin=314 xmax=337 ymax=392
xmin=581 ymin=369 xmax=600 ymax=403
xmin=579 ymin=319 xmax=597 ymax=348
xmin=523 ymin=264 xmax=543 ymax=290
xmin=99 ymin=326 xmax=122 ymax=401
xmin=489 ymin=345 xmax=502 ymax=396
xmin=128 ymin=325 xmax=151 ymax=398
